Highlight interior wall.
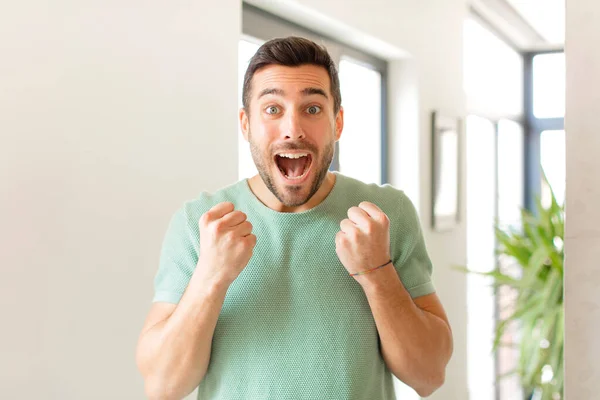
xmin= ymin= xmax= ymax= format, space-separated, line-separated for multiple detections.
xmin=0 ymin=1 xmax=240 ymax=398
xmin=564 ymin=0 xmax=600 ymax=397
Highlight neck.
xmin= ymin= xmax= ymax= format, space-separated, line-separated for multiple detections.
xmin=247 ymin=172 xmax=337 ymax=213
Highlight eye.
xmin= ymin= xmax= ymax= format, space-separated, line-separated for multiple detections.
xmin=265 ymin=105 xmax=280 ymax=115
xmin=306 ymin=105 xmax=322 ymax=115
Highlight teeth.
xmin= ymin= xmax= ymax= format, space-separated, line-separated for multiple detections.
xmin=277 ymin=153 xmax=308 ymax=159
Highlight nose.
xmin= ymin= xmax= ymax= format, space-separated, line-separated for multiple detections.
xmin=282 ymin=110 xmax=305 ymax=140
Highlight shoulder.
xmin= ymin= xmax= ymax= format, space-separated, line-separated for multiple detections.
xmin=174 ymin=179 xmax=249 ymax=227
xmin=335 ymin=174 xmax=422 ymax=237
xmin=337 ymin=173 xmax=415 ymax=216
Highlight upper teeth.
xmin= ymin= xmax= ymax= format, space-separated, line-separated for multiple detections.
xmin=278 ymin=153 xmax=308 ymax=159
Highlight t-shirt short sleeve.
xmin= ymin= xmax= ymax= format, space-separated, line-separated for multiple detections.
xmin=152 ymin=205 xmax=199 ymax=304
xmin=392 ymin=193 xmax=436 ymax=298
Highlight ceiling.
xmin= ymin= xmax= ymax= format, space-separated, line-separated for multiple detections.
xmin=506 ymin=0 xmax=565 ymax=44
xmin=471 ymin=0 xmax=565 ymax=51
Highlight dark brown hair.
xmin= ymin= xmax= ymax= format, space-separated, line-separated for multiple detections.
xmin=242 ymin=36 xmax=342 ymax=115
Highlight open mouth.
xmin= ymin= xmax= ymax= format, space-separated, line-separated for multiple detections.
xmin=275 ymin=152 xmax=313 ymax=181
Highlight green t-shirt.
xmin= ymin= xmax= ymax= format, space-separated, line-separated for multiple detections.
xmin=153 ymin=172 xmax=436 ymax=400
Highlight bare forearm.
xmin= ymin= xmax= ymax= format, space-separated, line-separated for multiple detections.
xmin=137 ymin=273 xmax=229 ymax=400
xmin=358 ymin=266 xmax=452 ymax=397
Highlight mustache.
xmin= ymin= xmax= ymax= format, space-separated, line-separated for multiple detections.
xmin=272 ymin=142 xmax=317 ymax=154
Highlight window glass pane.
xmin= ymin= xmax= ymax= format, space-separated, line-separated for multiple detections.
xmin=238 ymin=39 xmax=261 ymax=180
xmin=466 ymin=115 xmax=496 ymax=400
xmin=497 ymin=120 xmax=525 ymax=229
xmin=496 ymin=119 xmax=525 ymax=400
xmin=463 ymin=19 xmax=524 ymax=118
xmin=338 ymin=57 xmax=382 ymax=184
xmin=533 ymin=53 xmax=565 ymax=119
xmin=541 ymin=130 xmax=565 ymax=206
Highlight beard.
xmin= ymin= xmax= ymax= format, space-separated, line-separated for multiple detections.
xmin=248 ymin=131 xmax=335 ymax=208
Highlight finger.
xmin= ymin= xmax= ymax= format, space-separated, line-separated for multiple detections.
xmin=233 ymin=220 xmax=253 ymax=237
xmin=203 ymin=202 xmax=235 ymax=222
xmin=358 ymin=201 xmax=386 ymax=222
xmin=335 ymin=230 xmax=346 ymax=247
xmin=339 ymin=218 xmax=356 ymax=234
xmin=244 ymin=233 xmax=257 ymax=247
xmin=220 ymin=210 xmax=247 ymax=227
xmin=347 ymin=206 xmax=371 ymax=229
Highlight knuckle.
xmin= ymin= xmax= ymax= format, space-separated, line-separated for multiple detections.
xmin=213 ymin=220 xmax=227 ymax=234
xmin=225 ymin=231 xmax=237 ymax=241
xmin=199 ymin=212 xmax=211 ymax=225
xmin=244 ymin=235 xmax=257 ymax=249
xmin=381 ymin=214 xmax=390 ymax=226
xmin=220 ymin=201 xmax=234 ymax=210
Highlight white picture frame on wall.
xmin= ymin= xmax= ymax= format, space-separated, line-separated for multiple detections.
xmin=431 ymin=111 xmax=461 ymax=232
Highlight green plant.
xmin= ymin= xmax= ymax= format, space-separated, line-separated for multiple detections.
xmin=459 ymin=183 xmax=564 ymax=399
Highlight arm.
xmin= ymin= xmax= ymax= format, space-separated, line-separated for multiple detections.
xmin=136 ymin=267 xmax=229 ymax=400
xmin=137 ymin=202 xmax=256 ymax=400
xmin=355 ymin=266 xmax=453 ymax=397
xmin=335 ymin=199 xmax=452 ymax=397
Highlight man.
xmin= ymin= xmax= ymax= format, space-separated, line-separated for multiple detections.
xmin=136 ymin=36 xmax=453 ymax=400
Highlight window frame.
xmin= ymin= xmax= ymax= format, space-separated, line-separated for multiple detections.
xmin=242 ymin=3 xmax=389 ymax=183
xmin=523 ymin=50 xmax=565 ymax=211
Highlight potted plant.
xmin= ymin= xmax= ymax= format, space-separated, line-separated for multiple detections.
xmin=460 ymin=181 xmax=564 ymax=400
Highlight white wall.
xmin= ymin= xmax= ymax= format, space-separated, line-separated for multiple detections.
xmin=0 ymin=1 xmax=240 ymax=399
xmin=564 ymin=0 xmax=600 ymax=397
xmin=2 ymin=1 xmax=468 ymax=399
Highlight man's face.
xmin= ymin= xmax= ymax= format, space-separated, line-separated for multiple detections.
xmin=240 ymin=64 xmax=343 ymax=208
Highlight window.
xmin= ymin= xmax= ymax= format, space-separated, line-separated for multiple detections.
xmin=464 ymin=15 xmax=526 ymax=400
xmin=525 ymin=51 xmax=565 ymax=211
xmin=497 ymin=120 xmax=525 ymax=229
xmin=464 ymin=18 xmax=524 ymax=119
xmin=533 ymin=53 xmax=565 ymax=119
xmin=466 ymin=116 xmax=497 ymax=400
xmin=465 ymin=116 xmax=526 ymax=400
xmin=239 ymin=4 xmax=388 ymax=184
xmin=540 ymin=130 xmax=565 ymax=207
xmin=237 ymin=38 xmax=262 ymax=180
xmin=338 ymin=57 xmax=382 ymax=184
xmin=524 ymin=51 xmax=564 ymax=210
xmin=496 ymin=120 xmax=525 ymax=399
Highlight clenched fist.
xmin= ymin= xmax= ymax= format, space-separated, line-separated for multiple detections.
xmin=197 ymin=201 xmax=257 ymax=286
xmin=335 ymin=201 xmax=391 ymax=277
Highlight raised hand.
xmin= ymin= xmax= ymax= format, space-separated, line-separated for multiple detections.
xmin=335 ymin=201 xmax=391 ymax=277
xmin=197 ymin=202 xmax=257 ymax=286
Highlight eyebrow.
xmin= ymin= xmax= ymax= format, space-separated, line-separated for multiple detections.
xmin=301 ymin=87 xmax=329 ymax=100
xmin=257 ymin=87 xmax=329 ymax=100
xmin=258 ymin=88 xmax=284 ymax=98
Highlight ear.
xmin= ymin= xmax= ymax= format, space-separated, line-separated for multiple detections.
xmin=239 ymin=108 xmax=250 ymax=142
xmin=334 ymin=106 xmax=344 ymax=142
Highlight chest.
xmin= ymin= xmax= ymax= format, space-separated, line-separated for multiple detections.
xmin=215 ymin=216 xmax=377 ymax=344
